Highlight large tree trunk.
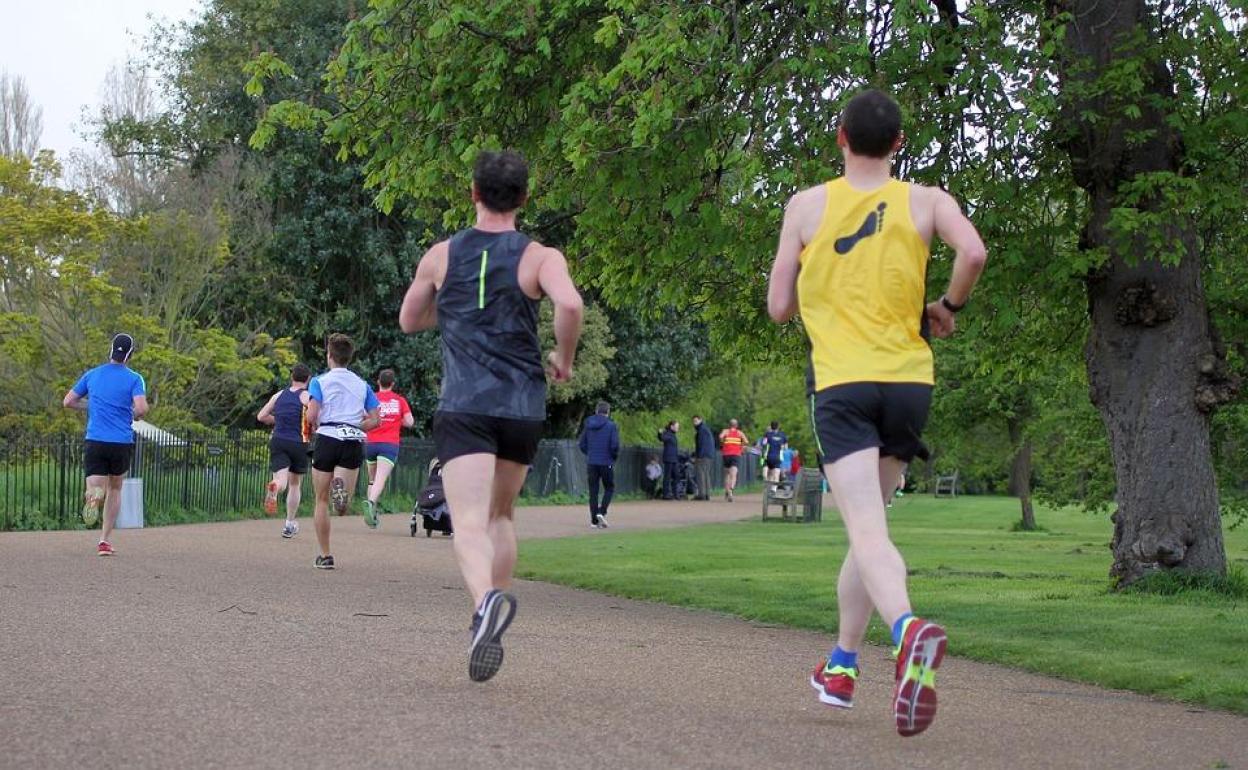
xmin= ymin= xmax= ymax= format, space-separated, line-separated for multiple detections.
xmin=1052 ymin=0 xmax=1236 ymax=585
xmin=1007 ymin=416 xmax=1036 ymax=531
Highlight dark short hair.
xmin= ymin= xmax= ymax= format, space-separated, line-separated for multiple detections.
xmin=378 ymin=369 xmax=396 ymax=388
xmin=327 ymin=333 xmax=354 ymax=367
xmin=596 ymin=401 xmax=610 ymax=416
xmin=841 ymin=89 xmax=902 ymax=159
xmin=291 ymin=363 xmax=311 ymax=383
xmin=666 ymin=420 xmax=678 ymax=430
xmin=770 ymin=420 xmax=779 ymax=430
xmin=473 ymin=150 xmax=529 ymax=213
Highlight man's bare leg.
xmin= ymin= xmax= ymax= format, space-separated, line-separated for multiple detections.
xmin=832 ymin=455 xmax=910 ymax=653
xmin=367 ymin=460 xmax=394 ymax=505
xmin=83 ymin=475 xmax=107 ymax=527
xmin=824 ymin=448 xmax=911 ymax=628
xmin=488 ymin=459 xmax=528 ymax=590
xmin=101 ymin=474 xmax=124 ymax=545
xmin=442 ymin=454 xmax=497 ymax=608
xmin=266 ymin=468 xmax=288 ymax=514
xmin=285 ymin=472 xmax=303 ymax=520
xmin=311 ymin=469 xmax=333 ymax=556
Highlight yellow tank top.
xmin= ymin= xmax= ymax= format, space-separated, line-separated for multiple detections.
xmin=798 ymin=178 xmax=933 ymax=389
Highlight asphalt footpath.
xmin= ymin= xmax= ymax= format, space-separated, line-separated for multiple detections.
xmin=1 ymin=496 xmax=1244 ymax=769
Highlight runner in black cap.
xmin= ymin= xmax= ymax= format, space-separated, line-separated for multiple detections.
xmin=62 ymin=333 xmax=148 ymax=556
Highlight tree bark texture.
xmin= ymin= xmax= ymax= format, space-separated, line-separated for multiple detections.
xmin=1052 ymin=0 xmax=1233 ymax=584
xmin=1007 ymin=416 xmax=1036 ymax=531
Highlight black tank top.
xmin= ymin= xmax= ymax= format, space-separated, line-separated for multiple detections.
xmin=436 ymin=228 xmax=545 ymax=420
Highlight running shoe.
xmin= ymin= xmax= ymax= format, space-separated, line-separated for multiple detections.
xmin=281 ymin=521 xmax=298 ymax=539
xmin=330 ymin=477 xmax=349 ymax=515
xmin=97 ymin=541 xmax=115 ymax=557
xmin=314 ymin=554 xmax=335 ymax=570
xmin=810 ymin=662 xmax=858 ymax=708
xmin=263 ymin=481 xmax=279 ymax=515
xmin=468 ymin=589 xmax=518 ymax=683
xmin=82 ymin=488 xmax=105 ymax=527
xmin=364 ymin=500 xmax=379 ymax=529
xmin=893 ymin=617 xmax=947 ymax=737
xmin=596 ymin=514 xmax=609 ymax=529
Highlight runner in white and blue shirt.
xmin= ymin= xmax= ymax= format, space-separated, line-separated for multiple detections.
xmin=303 ymin=334 xmax=380 ymax=570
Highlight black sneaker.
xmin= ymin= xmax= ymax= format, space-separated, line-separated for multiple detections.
xmin=468 ymin=589 xmax=517 ymax=682
xmin=314 ymin=554 xmax=335 ymax=570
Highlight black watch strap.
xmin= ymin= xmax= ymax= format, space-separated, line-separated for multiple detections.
xmin=941 ymin=295 xmax=966 ymax=313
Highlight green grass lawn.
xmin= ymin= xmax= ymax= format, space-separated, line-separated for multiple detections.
xmin=516 ymin=495 xmax=1248 ymax=714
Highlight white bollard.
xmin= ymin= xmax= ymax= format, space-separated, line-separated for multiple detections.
xmin=117 ymin=478 xmax=145 ymax=528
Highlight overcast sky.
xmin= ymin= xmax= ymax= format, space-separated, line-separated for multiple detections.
xmin=0 ymin=0 xmax=203 ymax=160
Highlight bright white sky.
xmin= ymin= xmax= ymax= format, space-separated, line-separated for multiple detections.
xmin=0 ymin=0 xmax=203 ymax=160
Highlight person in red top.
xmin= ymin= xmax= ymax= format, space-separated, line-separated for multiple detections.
xmin=718 ymin=419 xmax=749 ymax=502
xmin=790 ymin=449 xmax=802 ymax=477
xmin=364 ymin=369 xmax=415 ymax=528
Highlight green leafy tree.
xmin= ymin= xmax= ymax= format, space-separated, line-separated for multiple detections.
xmin=263 ymin=0 xmax=1247 ymax=584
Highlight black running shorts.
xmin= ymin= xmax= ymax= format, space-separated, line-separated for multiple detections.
xmin=269 ymin=437 xmax=310 ymax=474
xmin=722 ymin=455 xmax=741 ymax=469
xmin=811 ymin=382 xmax=933 ymax=465
xmin=311 ymin=434 xmax=364 ymax=472
xmin=84 ymin=440 xmax=133 ymax=477
xmin=433 ymin=411 xmax=543 ymax=466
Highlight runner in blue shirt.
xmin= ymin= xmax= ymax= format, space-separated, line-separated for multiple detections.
xmin=62 ymin=333 xmax=148 ymax=556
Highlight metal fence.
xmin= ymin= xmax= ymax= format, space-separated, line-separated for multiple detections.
xmin=0 ymin=432 xmax=757 ymax=531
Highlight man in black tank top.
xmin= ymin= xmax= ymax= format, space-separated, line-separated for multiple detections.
xmin=400 ymin=150 xmax=584 ymax=683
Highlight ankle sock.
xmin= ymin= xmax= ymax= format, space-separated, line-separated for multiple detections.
xmin=826 ymin=646 xmax=858 ymax=670
xmin=891 ymin=612 xmax=914 ymax=647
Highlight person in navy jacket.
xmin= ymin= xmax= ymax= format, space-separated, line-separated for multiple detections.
xmin=579 ymin=401 xmax=620 ymax=527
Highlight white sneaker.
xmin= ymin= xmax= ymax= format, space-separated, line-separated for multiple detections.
xmin=282 ymin=521 xmax=298 ymax=539
xmin=596 ymin=514 xmax=609 ymax=528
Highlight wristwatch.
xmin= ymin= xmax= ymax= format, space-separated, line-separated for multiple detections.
xmin=940 ymin=295 xmax=966 ymax=313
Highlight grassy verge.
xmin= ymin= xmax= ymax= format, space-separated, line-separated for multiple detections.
xmin=516 ymin=495 xmax=1248 ymax=714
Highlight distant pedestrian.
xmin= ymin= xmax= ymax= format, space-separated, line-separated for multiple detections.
xmin=658 ymin=421 xmax=680 ymax=499
xmin=257 ymin=363 xmax=313 ymax=538
xmin=578 ymin=401 xmax=620 ymax=528
xmin=762 ymin=421 xmax=789 ymax=484
xmin=364 ymin=369 xmax=415 ymax=529
xmin=718 ymin=419 xmax=748 ymax=502
xmin=692 ymin=415 xmax=715 ymax=500
xmin=62 ymin=333 xmax=148 ymax=557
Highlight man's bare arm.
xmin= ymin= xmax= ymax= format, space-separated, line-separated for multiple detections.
xmin=305 ymin=399 xmax=321 ymax=432
xmin=257 ymin=391 xmax=280 ymax=425
xmin=767 ymin=196 xmax=806 ymax=323
xmin=132 ymin=395 xmax=149 ymax=420
xmin=399 ymin=242 xmax=446 ymax=333
xmin=361 ymin=407 xmax=381 ymax=432
xmin=924 ymin=189 xmax=988 ymax=339
xmin=537 ymin=249 xmax=583 ymax=382
xmin=933 ymin=190 xmax=987 ymax=306
xmin=63 ymin=390 xmax=86 ymax=410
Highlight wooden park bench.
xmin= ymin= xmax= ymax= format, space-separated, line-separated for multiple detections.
xmin=934 ymin=470 xmax=959 ymax=498
xmin=762 ymin=468 xmax=824 ymax=523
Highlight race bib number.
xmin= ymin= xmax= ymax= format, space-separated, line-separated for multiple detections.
xmin=336 ymin=425 xmax=367 ymax=441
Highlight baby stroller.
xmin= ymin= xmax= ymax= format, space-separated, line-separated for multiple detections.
xmin=411 ymin=460 xmax=453 ymax=537
xmin=673 ymin=451 xmax=699 ymax=500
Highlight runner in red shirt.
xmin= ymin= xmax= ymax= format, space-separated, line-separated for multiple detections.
xmin=718 ymin=419 xmax=749 ymax=502
xmin=364 ymin=369 xmax=415 ymax=528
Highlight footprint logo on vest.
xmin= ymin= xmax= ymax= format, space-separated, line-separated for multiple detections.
xmin=834 ymin=203 xmax=887 ymax=255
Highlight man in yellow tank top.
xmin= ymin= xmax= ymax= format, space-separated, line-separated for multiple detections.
xmin=767 ymin=89 xmax=987 ymax=737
